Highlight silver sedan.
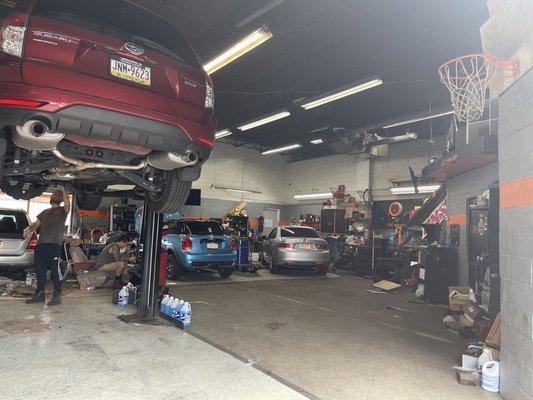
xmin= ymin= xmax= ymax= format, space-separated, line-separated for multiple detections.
xmin=262 ymin=226 xmax=330 ymax=274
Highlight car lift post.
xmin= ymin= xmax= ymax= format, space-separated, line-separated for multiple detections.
xmin=119 ymin=202 xmax=164 ymax=324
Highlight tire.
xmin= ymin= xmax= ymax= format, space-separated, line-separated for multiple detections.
xmin=219 ymin=267 xmax=234 ymax=279
xmin=260 ymin=251 xmax=268 ymax=266
xmin=146 ymin=170 xmax=192 ymax=213
xmin=317 ymin=266 xmax=328 ymax=276
xmin=269 ymin=254 xmax=280 ymax=274
xmin=373 ymin=261 xmax=401 ymax=283
xmin=76 ymin=191 xmax=102 ymax=211
xmin=166 ymin=252 xmax=184 ymax=280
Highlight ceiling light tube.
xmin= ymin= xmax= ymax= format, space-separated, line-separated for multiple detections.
xmin=204 ymin=27 xmax=273 ymax=74
xmin=310 ymin=139 xmax=324 ymax=144
xmin=211 ymin=184 xmax=262 ymax=194
xmin=261 ymin=144 xmax=301 ymax=155
xmin=294 ymin=192 xmax=333 ymax=200
xmin=390 ymin=185 xmax=441 ymax=195
xmin=300 ymin=78 xmax=383 ymax=110
xmin=383 ymin=111 xmax=455 ymax=129
xmin=238 ymin=110 xmax=291 ymax=131
xmin=215 ymin=129 xmax=232 ymax=139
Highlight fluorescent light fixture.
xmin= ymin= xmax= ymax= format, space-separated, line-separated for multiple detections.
xmin=261 ymin=144 xmax=301 ymax=155
xmin=204 ymin=27 xmax=273 ymax=74
xmin=390 ymin=185 xmax=441 ymax=195
xmin=211 ymin=184 xmax=262 ymax=194
xmin=300 ymin=78 xmax=383 ymax=110
xmin=238 ymin=110 xmax=291 ymax=131
xmin=310 ymin=139 xmax=324 ymax=145
xmin=383 ymin=111 xmax=454 ymax=129
xmin=215 ymin=129 xmax=232 ymax=139
xmin=294 ymin=192 xmax=333 ymax=200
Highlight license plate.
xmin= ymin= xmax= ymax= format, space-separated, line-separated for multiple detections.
xmin=207 ymin=242 xmax=219 ymax=250
xmin=110 ymin=55 xmax=151 ymax=86
xmin=299 ymin=243 xmax=311 ymax=250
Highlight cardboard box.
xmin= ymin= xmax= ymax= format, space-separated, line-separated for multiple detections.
xmin=462 ymin=303 xmax=482 ymax=320
xmin=449 ymin=286 xmax=474 ymax=311
xmin=454 ymin=368 xmax=478 ymax=386
xmin=485 ymin=313 xmax=501 ymax=349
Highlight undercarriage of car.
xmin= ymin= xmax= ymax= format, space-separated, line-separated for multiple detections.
xmin=0 ymin=122 xmax=202 ymax=212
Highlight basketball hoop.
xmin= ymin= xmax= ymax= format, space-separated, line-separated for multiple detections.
xmin=438 ymin=53 xmax=519 ymax=123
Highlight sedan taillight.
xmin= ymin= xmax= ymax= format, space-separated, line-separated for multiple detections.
xmin=26 ymin=232 xmax=38 ymax=251
xmin=182 ymin=236 xmax=193 ymax=252
xmin=0 ymin=13 xmax=29 ymax=58
xmin=277 ymin=243 xmax=294 ymax=249
xmin=315 ymin=242 xmax=329 ymax=251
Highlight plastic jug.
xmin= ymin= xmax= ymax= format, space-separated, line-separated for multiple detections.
xmin=179 ymin=302 xmax=192 ymax=327
xmin=170 ymin=298 xmax=182 ymax=320
xmin=166 ymin=297 xmax=175 ymax=316
xmin=118 ymin=286 xmax=129 ymax=309
xmin=477 ymin=348 xmax=493 ymax=369
xmin=481 ymin=361 xmax=500 ymax=392
xmin=160 ymin=295 xmax=169 ymax=315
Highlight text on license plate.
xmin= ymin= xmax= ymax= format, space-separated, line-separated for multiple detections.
xmin=207 ymin=243 xmax=219 ymax=250
xmin=110 ymin=56 xmax=151 ymax=86
xmin=299 ymin=243 xmax=311 ymax=249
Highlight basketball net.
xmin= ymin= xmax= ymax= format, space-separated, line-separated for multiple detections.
xmin=438 ymin=54 xmax=518 ymax=123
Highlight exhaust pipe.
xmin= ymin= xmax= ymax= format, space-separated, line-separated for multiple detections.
xmin=52 ymin=149 xmax=148 ymax=171
xmin=147 ymin=150 xmax=199 ymax=170
xmin=13 ymin=120 xmax=64 ymax=151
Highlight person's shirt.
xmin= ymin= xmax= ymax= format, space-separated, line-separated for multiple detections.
xmin=96 ymin=243 xmax=120 ymax=268
xmin=36 ymin=207 xmax=67 ymax=246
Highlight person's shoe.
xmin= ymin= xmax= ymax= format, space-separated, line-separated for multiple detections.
xmin=47 ymin=294 xmax=62 ymax=307
xmin=25 ymin=291 xmax=45 ymax=304
xmin=112 ymin=279 xmax=126 ymax=290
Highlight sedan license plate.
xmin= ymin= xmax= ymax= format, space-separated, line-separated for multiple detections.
xmin=207 ymin=242 xmax=219 ymax=250
xmin=299 ymin=243 xmax=311 ymax=250
xmin=110 ymin=56 xmax=151 ymax=86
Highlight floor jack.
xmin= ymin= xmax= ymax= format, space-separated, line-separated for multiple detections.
xmin=119 ymin=202 xmax=168 ymax=324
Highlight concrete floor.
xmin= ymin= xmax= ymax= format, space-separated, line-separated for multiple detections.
xmin=169 ymin=270 xmax=498 ymax=400
xmin=0 ymin=270 xmax=498 ymax=400
xmin=0 ymin=286 xmax=307 ymax=400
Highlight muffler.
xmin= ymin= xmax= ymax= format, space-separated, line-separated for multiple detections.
xmin=147 ymin=150 xmax=199 ymax=170
xmin=13 ymin=120 xmax=64 ymax=151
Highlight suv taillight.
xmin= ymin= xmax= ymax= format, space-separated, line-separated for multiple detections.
xmin=182 ymin=236 xmax=193 ymax=252
xmin=0 ymin=13 xmax=29 ymax=58
xmin=26 ymin=232 xmax=38 ymax=251
xmin=204 ymin=81 xmax=214 ymax=110
xmin=230 ymin=238 xmax=237 ymax=251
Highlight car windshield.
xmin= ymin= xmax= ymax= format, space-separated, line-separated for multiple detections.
xmin=32 ymin=0 xmax=200 ymax=66
xmin=281 ymin=227 xmax=320 ymax=238
xmin=0 ymin=210 xmax=29 ymax=237
xmin=173 ymin=221 xmax=225 ymax=236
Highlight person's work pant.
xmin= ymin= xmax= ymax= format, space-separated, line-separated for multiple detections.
xmin=35 ymin=243 xmax=61 ymax=295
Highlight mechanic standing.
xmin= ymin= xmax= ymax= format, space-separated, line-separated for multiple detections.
xmin=25 ymin=188 xmax=70 ymax=306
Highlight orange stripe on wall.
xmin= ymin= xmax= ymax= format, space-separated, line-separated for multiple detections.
xmin=448 ymin=214 xmax=467 ymax=225
xmin=501 ymin=177 xmax=533 ymax=209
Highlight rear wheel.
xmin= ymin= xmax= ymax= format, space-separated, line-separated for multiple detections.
xmin=166 ymin=252 xmax=184 ymax=280
xmin=373 ymin=260 xmax=401 ymax=283
xmin=219 ymin=267 xmax=234 ymax=279
xmin=269 ymin=255 xmax=280 ymax=274
xmin=76 ymin=191 xmax=102 ymax=211
xmin=146 ymin=170 xmax=191 ymax=213
xmin=317 ymin=266 xmax=328 ymax=276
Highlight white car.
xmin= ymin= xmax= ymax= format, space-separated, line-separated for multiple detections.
xmin=0 ymin=209 xmax=36 ymax=270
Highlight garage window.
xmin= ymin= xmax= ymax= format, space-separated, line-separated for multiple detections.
xmin=281 ymin=227 xmax=320 ymax=238
xmin=171 ymin=221 xmax=225 ymax=236
xmin=0 ymin=210 xmax=29 ymax=238
xmin=32 ymin=0 xmax=200 ymax=67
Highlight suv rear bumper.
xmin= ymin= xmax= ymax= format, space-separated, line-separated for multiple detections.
xmin=0 ymin=82 xmax=215 ymax=158
xmin=0 ymin=251 xmax=34 ymax=269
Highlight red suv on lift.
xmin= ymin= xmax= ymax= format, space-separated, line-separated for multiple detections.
xmin=0 ymin=0 xmax=216 ymax=212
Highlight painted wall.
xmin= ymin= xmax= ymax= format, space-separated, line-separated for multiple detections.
xmin=498 ymin=67 xmax=533 ymax=400
xmin=193 ymin=142 xmax=287 ymax=205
